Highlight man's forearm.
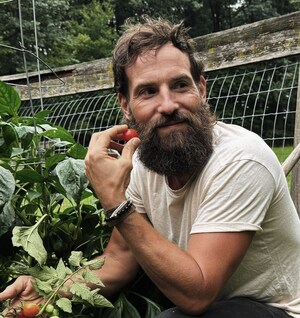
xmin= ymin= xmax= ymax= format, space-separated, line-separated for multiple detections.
xmin=115 ymin=212 xmax=210 ymax=315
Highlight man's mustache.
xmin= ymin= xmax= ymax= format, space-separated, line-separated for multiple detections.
xmin=153 ymin=112 xmax=190 ymax=130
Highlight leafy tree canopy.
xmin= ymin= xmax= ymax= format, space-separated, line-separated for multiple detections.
xmin=0 ymin=0 xmax=298 ymax=76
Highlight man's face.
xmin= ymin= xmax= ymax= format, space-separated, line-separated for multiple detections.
xmin=119 ymin=43 xmax=214 ymax=176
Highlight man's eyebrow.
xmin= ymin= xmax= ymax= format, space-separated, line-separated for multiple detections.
xmin=172 ymin=74 xmax=192 ymax=82
xmin=135 ymin=74 xmax=192 ymax=89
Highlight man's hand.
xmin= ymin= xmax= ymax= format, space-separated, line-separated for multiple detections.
xmin=85 ymin=125 xmax=140 ymax=210
xmin=0 ymin=276 xmax=44 ymax=317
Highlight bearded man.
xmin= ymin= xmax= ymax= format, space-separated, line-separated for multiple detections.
xmin=1 ymin=16 xmax=300 ymax=318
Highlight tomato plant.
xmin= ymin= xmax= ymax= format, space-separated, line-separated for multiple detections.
xmin=22 ymin=303 xmax=39 ymax=317
xmin=122 ymin=128 xmax=138 ymax=141
xmin=0 ymin=81 xmax=161 ymax=318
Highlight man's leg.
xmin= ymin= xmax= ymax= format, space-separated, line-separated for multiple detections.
xmin=156 ymin=297 xmax=292 ymax=318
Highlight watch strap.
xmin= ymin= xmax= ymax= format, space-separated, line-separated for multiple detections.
xmin=104 ymin=199 xmax=136 ymax=227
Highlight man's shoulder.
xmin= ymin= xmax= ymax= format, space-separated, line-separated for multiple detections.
xmin=213 ymin=121 xmax=272 ymax=154
xmin=210 ymin=121 xmax=281 ymax=175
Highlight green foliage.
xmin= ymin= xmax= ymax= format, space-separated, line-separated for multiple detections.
xmin=0 ymin=81 xmax=162 ymax=317
xmin=27 ymin=251 xmax=113 ymax=315
xmin=1 ymin=0 xmax=299 ymax=76
xmin=0 ymin=0 xmax=75 ymax=74
xmin=71 ymin=0 xmax=118 ymax=62
xmin=0 ymin=80 xmax=109 ymax=315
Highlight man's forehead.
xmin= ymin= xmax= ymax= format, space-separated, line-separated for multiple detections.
xmin=127 ymin=43 xmax=190 ymax=72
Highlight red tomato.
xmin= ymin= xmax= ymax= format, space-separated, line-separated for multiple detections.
xmin=122 ymin=129 xmax=138 ymax=142
xmin=22 ymin=303 xmax=40 ymax=317
xmin=17 ymin=312 xmax=25 ymax=318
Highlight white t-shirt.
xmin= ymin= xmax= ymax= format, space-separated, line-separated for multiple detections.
xmin=127 ymin=121 xmax=300 ymax=317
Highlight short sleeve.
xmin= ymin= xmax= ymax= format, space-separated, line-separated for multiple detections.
xmin=191 ymin=160 xmax=276 ymax=234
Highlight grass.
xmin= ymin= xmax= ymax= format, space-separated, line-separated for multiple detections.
xmin=272 ymin=146 xmax=294 ymax=164
xmin=273 ymin=145 xmax=294 ymax=188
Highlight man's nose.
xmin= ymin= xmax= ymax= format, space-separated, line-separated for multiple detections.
xmin=157 ymin=89 xmax=179 ymax=115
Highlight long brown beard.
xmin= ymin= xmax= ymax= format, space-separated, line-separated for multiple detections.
xmin=125 ymin=104 xmax=215 ymax=177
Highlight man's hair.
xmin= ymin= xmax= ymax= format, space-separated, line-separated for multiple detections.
xmin=112 ymin=16 xmax=204 ymax=97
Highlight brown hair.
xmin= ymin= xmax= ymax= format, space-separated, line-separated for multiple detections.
xmin=112 ymin=16 xmax=204 ymax=97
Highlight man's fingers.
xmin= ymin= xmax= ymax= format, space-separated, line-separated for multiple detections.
xmin=121 ymin=137 xmax=141 ymax=160
xmin=88 ymin=125 xmax=128 ymax=149
xmin=109 ymin=140 xmax=125 ymax=153
xmin=0 ymin=283 xmax=22 ymax=301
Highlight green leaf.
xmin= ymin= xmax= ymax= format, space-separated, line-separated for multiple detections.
xmin=39 ymin=124 xmax=56 ymax=131
xmin=0 ymin=166 xmax=15 ymax=208
xmin=11 ymin=147 xmax=25 ymax=157
xmin=0 ymin=81 xmax=21 ymax=116
xmin=91 ymin=290 xmax=114 ymax=308
xmin=102 ymin=296 xmax=123 ymax=318
xmin=134 ymin=293 xmax=161 ymax=317
xmin=70 ymin=282 xmax=93 ymax=303
xmin=56 ymin=258 xmax=72 ymax=279
xmin=102 ymin=306 xmax=122 ymax=318
xmin=0 ymin=142 xmax=12 ymax=157
xmin=27 ymin=265 xmax=58 ymax=281
xmin=0 ymin=166 xmax=15 ymax=235
xmin=67 ymin=142 xmax=87 ymax=159
xmin=26 ymin=190 xmax=42 ymax=202
xmin=0 ymin=202 xmax=15 ymax=236
xmin=45 ymin=153 xmax=66 ymax=171
xmin=34 ymin=110 xmax=52 ymax=119
xmin=121 ymin=294 xmax=141 ymax=318
xmin=81 ymin=270 xmax=105 ymax=287
xmin=56 ymin=158 xmax=88 ymax=201
xmin=41 ymin=126 xmax=75 ymax=144
xmin=56 ymin=297 xmax=72 ymax=313
xmin=12 ymin=224 xmax=47 ymax=266
xmin=68 ymin=251 xmax=83 ymax=267
xmin=32 ymin=278 xmax=54 ymax=295
xmin=84 ymin=258 xmax=105 ymax=270
xmin=16 ymin=168 xmax=43 ymax=183
xmin=15 ymin=126 xmax=35 ymax=149
xmin=2 ymin=124 xmax=18 ymax=145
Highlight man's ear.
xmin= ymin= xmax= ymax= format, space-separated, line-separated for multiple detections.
xmin=199 ymin=75 xmax=207 ymax=104
xmin=118 ymin=93 xmax=130 ymax=120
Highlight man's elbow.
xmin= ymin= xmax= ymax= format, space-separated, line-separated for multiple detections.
xmin=176 ymin=294 xmax=216 ymax=316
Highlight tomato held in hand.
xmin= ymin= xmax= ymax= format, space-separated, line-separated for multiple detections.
xmin=22 ymin=302 xmax=40 ymax=317
xmin=122 ymin=129 xmax=138 ymax=142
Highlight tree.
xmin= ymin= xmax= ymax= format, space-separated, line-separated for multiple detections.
xmin=0 ymin=0 xmax=73 ymax=75
xmin=0 ymin=0 xmax=299 ymax=76
xmin=0 ymin=0 xmax=117 ymax=76
xmin=70 ymin=0 xmax=118 ymax=62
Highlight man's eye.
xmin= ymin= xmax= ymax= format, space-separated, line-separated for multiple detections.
xmin=174 ymin=81 xmax=188 ymax=89
xmin=140 ymin=88 xmax=156 ymax=96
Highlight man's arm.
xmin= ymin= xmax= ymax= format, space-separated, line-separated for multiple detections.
xmin=84 ymin=125 xmax=255 ymax=315
xmin=115 ymin=211 xmax=254 ymax=315
xmin=88 ymin=227 xmax=140 ymax=297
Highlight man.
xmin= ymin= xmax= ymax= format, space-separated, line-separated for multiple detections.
xmin=1 ymin=16 xmax=300 ymax=318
